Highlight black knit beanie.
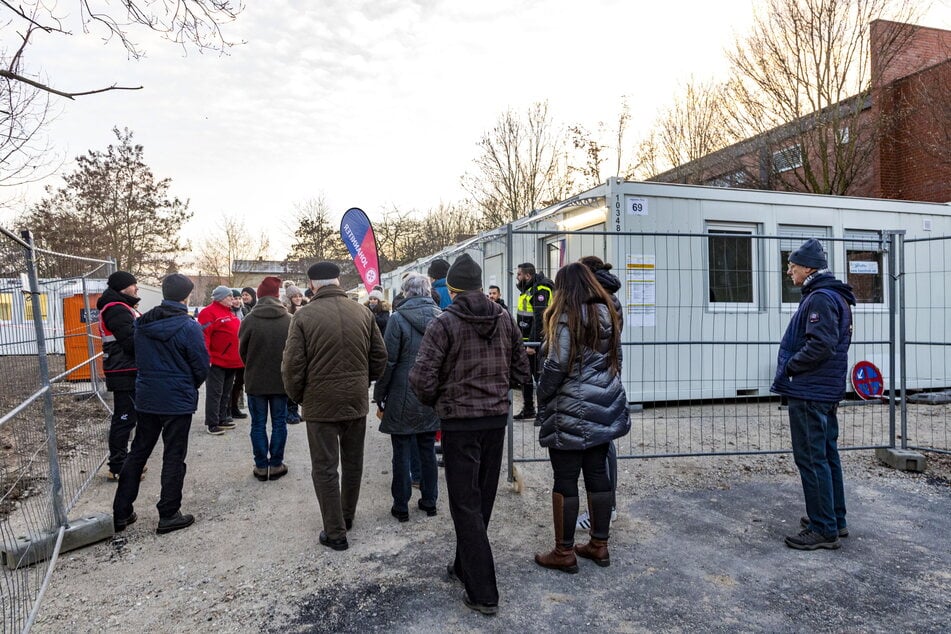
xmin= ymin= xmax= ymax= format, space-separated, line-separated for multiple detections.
xmin=446 ymin=254 xmax=482 ymax=292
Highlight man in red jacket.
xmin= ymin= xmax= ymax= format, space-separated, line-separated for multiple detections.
xmin=197 ymin=285 xmax=244 ymax=435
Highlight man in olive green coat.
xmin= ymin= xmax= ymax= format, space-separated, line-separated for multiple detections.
xmin=282 ymin=262 xmax=387 ymax=551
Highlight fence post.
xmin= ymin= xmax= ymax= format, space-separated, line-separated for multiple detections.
xmin=506 ymin=223 xmax=515 ymax=483
xmin=80 ymin=275 xmax=101 ymax=396
xmin=885 ymin=231 xmax=898 ymax=447
xmin=20 ymin=230 xmax=69 ymax=529
xmin=896 ymin=231 xmax=908 ymax=449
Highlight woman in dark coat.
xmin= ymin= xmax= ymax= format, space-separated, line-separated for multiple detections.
xmin=366 ymin=289 xmax=391 ymax=335
xmin=576 ymin=255 xmax=623 ymax=530
xmin=373 ymin=274 xmax=442 ymax=521
xmin=534 ymin=263 xmax=629 ymax=573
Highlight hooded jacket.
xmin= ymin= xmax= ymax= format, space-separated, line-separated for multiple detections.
xmin=96 ymin=286 xmax=140 ymax=391
xmin=281 ymin=284 xmax=387 ymax=422
xmin=431 ymin=277 xmax=451 ymax=309
xmin=197 ymin=300 xmax=244 ymax=368
xmin=134 ymin=300 xmax=209 ymax=415
xmin=592 ymin=268 xmax=624 ymax=332
xmin=373 ymin=296 xmax=441 ymax=435
xmin=536 ymin=303 xmax=630 ymax=450
xmin=409 ymin=291 xmax=531 ymax=430
xmin=238 ymin=297 xmax=291 ymax=395
xmin=771 ymin=272 xmax=856 ymax=402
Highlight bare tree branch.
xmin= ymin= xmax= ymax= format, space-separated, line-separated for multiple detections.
xmin=0 ymin=69 xmax=142 ymax=99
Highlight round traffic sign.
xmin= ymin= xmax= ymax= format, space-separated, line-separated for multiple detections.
xmin=851 ymin=361 xmax=884 ymax=400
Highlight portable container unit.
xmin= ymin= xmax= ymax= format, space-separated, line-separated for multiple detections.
xmin=382 ymin=179 xmax=951 ymax=403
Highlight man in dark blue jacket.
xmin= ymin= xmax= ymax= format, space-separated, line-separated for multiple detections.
xmin=771 ymin=239 xmax=855 ymax=551
xmin=113 ymin=274 xmax=209 ymax=535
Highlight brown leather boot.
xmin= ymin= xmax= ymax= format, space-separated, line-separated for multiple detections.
xmin=534 ymin=492 xmax=579 ymax=574
xmin=574 ymin=538 xmax=610 ymax=567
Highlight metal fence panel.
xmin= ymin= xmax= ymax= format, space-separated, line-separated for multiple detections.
xmin=901 ymin=234 xmax=951 ymax=454
xmin=509 ymin=230 xmax=896 ymax=464
xmin=0 ymin=228 xmax=113 ymax=633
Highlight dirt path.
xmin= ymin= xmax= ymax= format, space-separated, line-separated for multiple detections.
xmin=33 ymin=392 xmax=951 ymax=633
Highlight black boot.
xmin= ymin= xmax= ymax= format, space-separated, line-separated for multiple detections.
xmin=534 ymin=492 xmax=579 ymax=573
xmin=575 ymin=491 xmax=613 ymax=566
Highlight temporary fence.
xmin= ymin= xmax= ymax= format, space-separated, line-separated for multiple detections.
xmin=507 ymin=228 xmax=949 ymax=472
xmin=0 ymin=228 xmax=114 ymax=633
xmin=900 ymin=234 xmax=951 ymax=455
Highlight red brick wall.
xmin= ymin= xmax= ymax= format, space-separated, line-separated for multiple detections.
xmin=871 ymin=20 xmax=951 ymax=87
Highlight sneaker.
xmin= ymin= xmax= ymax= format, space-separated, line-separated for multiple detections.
xmin=576 ymin=508 xmax=617 ymax=529
xmin=217 ymin=421 xmax=237 ymax=430
xmin=418 ymin=500 xmax=437 ymax=517
xmin=513 ymin=408 xmax=536 ymax=420
xmin=252 ymin=466 xmax=269 ymax=481
xmin=391 ymin=507 xmax=409 ymax=522
xmin=114 ymin=511 xmax=137 ymax=532
xmin=784 ymin=529 xmax=841 ymax=550
xmin=156 ymin=511 xmax=195 ymax=535
xmin=231 ymin=410 xmax=248 ymax=419
xmin=206 ymin=426 xmax=226 ymax=435
xmin=287 ymin=415 xmax=301 ymax=425
xmin=268 ymin=464 xmax=288 ymax=481
xmin=800 ymin=516 xmax=848 ymax=538
xmin=463 ymin=592 xmax=498 ymax=616
xmin=222 ymin=417 xmax=234 ymax=424
xmin=319 ymin=530 xmax=348 ymax=551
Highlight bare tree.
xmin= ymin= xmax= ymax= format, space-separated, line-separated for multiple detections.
xmin=373 ymin=203 xmax=488 ymax=272
xmin=461 ymin=101 xmax=567 ymax=226
xmin=22 ymin=127 xmax=191 ymax=281
xmin=0 ymin=1 xmax=242 ymax=98
xmin=568 ymin=98 xmax=634 ymax=188
xmin=194 ymin=214 xmax=270 ymax=289
xmin=724 ymin=0 xmax=920 ymax=194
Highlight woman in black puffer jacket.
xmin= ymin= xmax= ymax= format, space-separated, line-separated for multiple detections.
xmin=534 ymin=263 xmax=629 ymax=574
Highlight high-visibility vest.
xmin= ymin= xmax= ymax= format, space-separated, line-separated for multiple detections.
xmin=517 ymin=283 xmax=552 ymax=341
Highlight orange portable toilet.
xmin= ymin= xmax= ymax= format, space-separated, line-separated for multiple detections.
xmin=63 ymin=293 xmax=102 ymax=381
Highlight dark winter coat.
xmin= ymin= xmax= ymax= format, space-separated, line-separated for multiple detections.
xmin=197 ymin=300 xmax=244 ymax=368
xmin=592 ymin=268 xmax=624 ymax=332
xmin=367 ymin=301 xmax=391 ymax=336
xmin=771 ymin=273 xmax=855 ymax=403
xmin=282 ymin=284 xmax=387 ymax=422
xmin=134 ymin=300 xmax=209 ymax=415
xmin=536 ymin=303 xmax=630 ymax=450
xmin=409 ymin=291 xmax=530 ymax=430
xmin=96 ymin=286 xmax=139 ymax=392
xmin=238 ymin=297 xmax=291 ymax=396
xmin=373 ymin=296 xmax=441 ymax=435
xmin=516 ymin=272 xmax=554 ymax=342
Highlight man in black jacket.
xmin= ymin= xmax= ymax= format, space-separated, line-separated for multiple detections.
xmin=514 ymin=263 xmax=553 ymax=420
xmin=97 ymin=271 xmax=140 ymax=481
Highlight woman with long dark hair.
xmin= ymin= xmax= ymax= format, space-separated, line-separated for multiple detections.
xmin=534 ymin=262 xmax=630 ymax=573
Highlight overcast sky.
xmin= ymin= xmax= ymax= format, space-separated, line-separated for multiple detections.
xmin=4 ymin=0 xmax=950 ymax=259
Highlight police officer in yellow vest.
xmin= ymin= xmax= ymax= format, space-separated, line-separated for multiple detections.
xmin=515 ymin=262 xmax=553 ymax=420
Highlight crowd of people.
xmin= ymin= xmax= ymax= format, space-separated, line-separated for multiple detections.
xmin=100 ymin=236 xmax=854 ymax=616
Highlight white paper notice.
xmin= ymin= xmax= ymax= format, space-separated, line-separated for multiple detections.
xmin=848 ymin=261 xmax=879 ymax=274
xmin=626 ymin=196 xmax=648 ymax=216
xmin=626 ymin=255 xmax=656 ymax=327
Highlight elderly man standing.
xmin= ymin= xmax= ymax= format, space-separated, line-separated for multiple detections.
xmin=771 ymin=238 xmax=855 ymax=551
xmin=282 ymin=262 xmax=387 ymax=551
xmin=410 ymin=253 xmax=530 ymax=616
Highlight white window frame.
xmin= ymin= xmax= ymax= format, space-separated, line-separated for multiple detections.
xmin=706 ymin=221 xmax=761 ymax=312
xmin=844 ymin=229 xmax=886 ymax=307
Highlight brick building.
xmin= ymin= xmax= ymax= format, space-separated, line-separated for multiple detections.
xmin=651 ymin=20 xmax=951 ymax=203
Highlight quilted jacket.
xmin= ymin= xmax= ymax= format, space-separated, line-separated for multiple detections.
xmin=536 ymin=303 xmax=630 ymax=450
xmin=281 ymin=285 xmax=387 ymax=422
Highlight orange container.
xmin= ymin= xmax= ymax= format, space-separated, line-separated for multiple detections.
xmin=64 ymin=293 xmax=103 ymax=382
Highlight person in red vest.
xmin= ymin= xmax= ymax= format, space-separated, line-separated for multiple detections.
xmin=97 ymin=271 xmax=141 ymax=481
xmin=197 ymin=285 xmax=244 ymax=435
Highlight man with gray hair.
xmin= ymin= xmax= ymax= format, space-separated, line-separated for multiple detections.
xmin=282 ymin=261 xmax=387 ymax=551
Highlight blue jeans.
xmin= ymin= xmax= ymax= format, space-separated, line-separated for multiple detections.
xmin=788 ymin=397 xmax=847 ymax=538
xmin=390 ymin=432 xmax=438 ymax=513
xmin=247 ymin=394 xmax=288 ymax=468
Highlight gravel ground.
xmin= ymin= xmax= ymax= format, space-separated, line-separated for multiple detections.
xmin=32 ymin=391 xmax=951 ymax=633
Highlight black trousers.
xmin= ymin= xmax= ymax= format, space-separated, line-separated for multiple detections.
xmin=230 ymin=367 xmax=245 ymax=413
xmin=521 ymin=351 xmax=539 ymax=410
xmin=443 ymin=427 xmax=505 ymax=606
xmin=548 ymin=443 xmax=612 ymax=498
xmin=205 ymin=365 xmax=236 ymax=427
xmin=108 ymin=390 xmax=138 ymax=474
xmin=113 ymin=412 xmax=192 ymax=520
